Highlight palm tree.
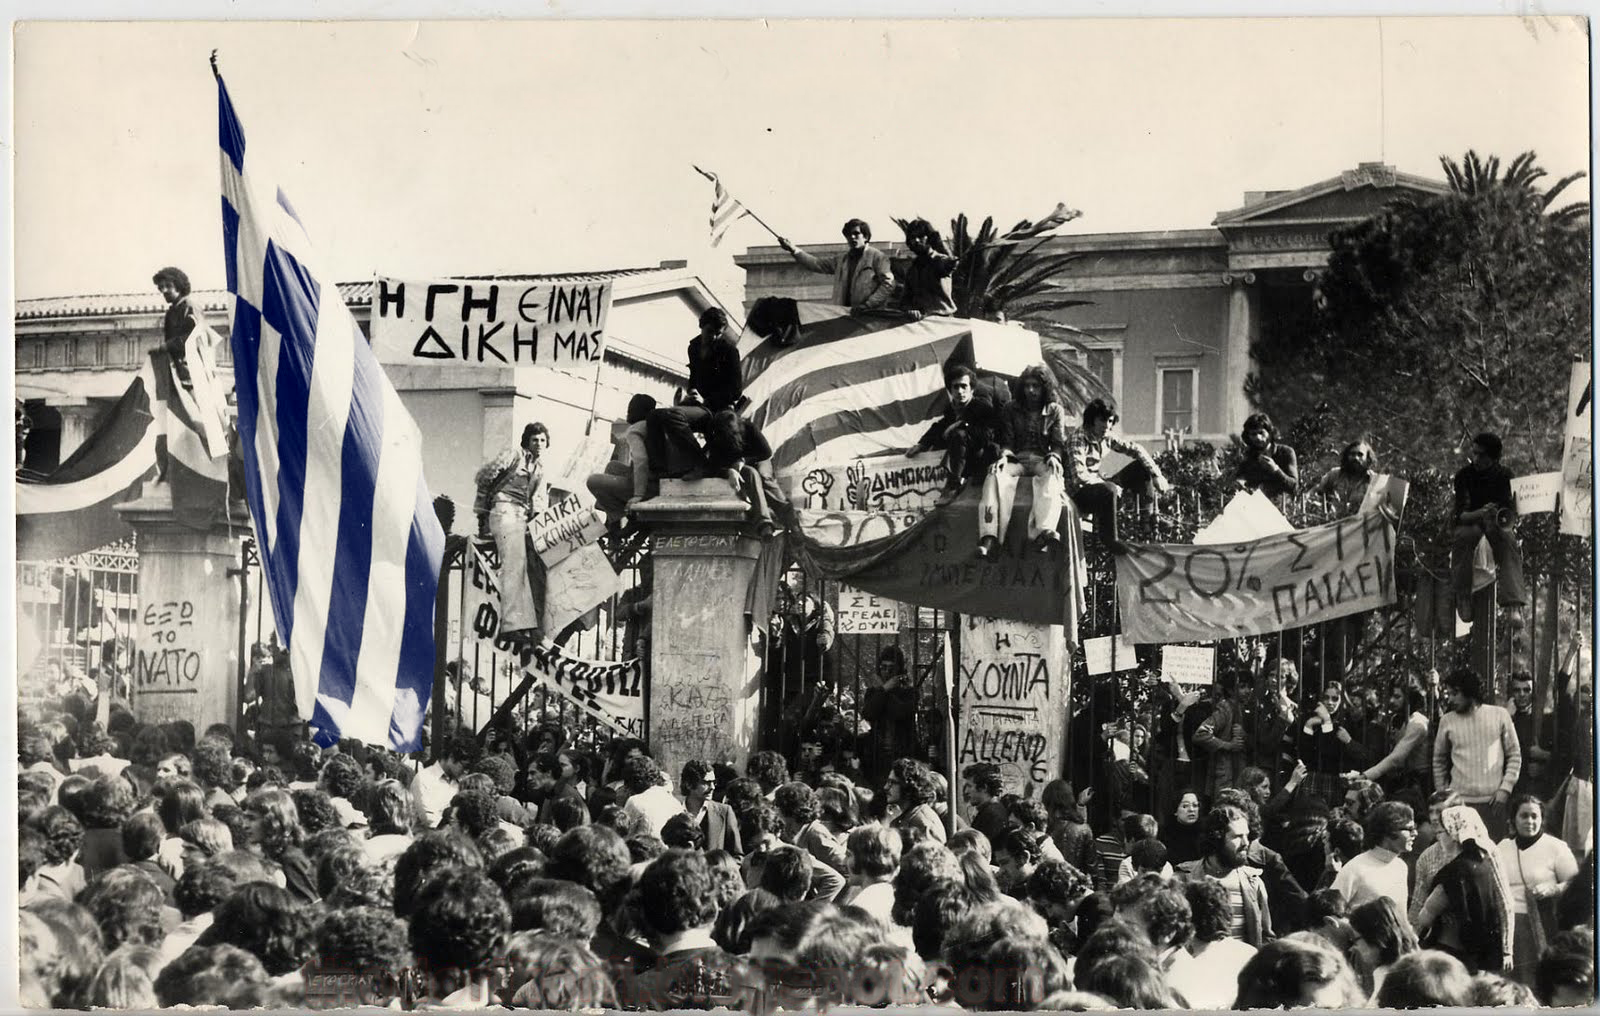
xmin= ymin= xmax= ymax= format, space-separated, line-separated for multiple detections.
xmin=894 ymin=204 xmax=1111 ymax=412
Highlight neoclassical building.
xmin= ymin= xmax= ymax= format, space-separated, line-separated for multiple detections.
xmin=15 ymin=261 xmax=716 ymax=521
xmin=735 ymin=162 xmax=1449 ymax=451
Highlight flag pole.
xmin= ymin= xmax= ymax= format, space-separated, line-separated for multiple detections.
xmin=693 ymin=165 xmax=784 ymax=243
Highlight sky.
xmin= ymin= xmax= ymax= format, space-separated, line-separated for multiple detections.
xmin=8 ymin=15 xmax=1594 ymax=305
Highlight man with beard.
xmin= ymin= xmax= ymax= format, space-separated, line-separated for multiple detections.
xmin=1315 ymin=440 xmax=1377 ymax=517
xmin=777 ymin=218 xmax=896 ymax=314
xmin=1433 ymin=667 xmax=1522 ymax=841
xmin=1177 ymin=804 xmax=1274 ymax=946
xmin=1234 ymin=412 xmax=1300 ymax=498
xmin=905 ymin=363 xmax=1003 ymax=505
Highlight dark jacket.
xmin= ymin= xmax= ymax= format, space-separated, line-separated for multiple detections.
xmin=914 ymin=390 xmax=1001 ymax=457
xmin=1178 ymin=855 xmax=1275 ymax=946
xmin=699 ymin=800 xmax=743 ymax=856
xmin=687 ymin=335 xmax=744 ymax=413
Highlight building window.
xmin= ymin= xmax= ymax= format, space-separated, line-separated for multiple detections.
xmin=1157 ymin=367 xmax=1197 ymax=434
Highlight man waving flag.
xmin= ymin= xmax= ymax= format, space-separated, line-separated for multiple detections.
xmin=215 ymin=61 xmax=445 ymax=751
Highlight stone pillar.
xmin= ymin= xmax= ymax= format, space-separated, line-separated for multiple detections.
xmin=1223 ymin=273 xmax=1257 ymax=436
xmin=117 ymin=486 xmax=249 ymax=733
xmin=55 ymin=396 xmax=97 ymax=461
xmin=633 ymin=479 xmax=764 ymax=784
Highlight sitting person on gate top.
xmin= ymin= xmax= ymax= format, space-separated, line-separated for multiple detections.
xmin=646 ymin=307 xmax=746 ymax=480
xmin=1315 ymin=440 xmax=1376 ymax=517
xmin=1235 ymin=412 xmax=1300 ymax=497
xmin=1449 ymin=431 xmax=1527 ymax=625
xmin=904 ymin=363 xmax=1002 ymax=505
xmin=977 ymin=364 xmax=1072 ymax=558
xmin=586 ymin=393 xmax=656 ymax=525
xmin=1065 ymin=398 xmax=1170 ymax=556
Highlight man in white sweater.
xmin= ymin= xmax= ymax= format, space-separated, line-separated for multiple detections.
xmin=1433 ymin=667 xmax=1522 ymax=841
xmin=1331 ymin=800 xmax=1417 ymax=930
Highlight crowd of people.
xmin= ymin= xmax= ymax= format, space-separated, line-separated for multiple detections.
xmin=15 ymin=646 xmax=1598 ymax=1010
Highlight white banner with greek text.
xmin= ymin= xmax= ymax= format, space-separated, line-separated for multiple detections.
xmin=1117 ymin=511 xmax=1397 ymax=642
xmin=370 ymin=276 xmax=612 ymax=369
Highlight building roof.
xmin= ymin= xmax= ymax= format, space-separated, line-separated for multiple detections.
xmin=15 ymin=264 xmax=687 ymax=321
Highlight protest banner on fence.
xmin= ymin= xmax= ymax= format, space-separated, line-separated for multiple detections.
xmin=1083 ymin=634 xmax=1139 ymax=676
xmin=369 ymin=276 xmax=613 ymax=369
xmin=837 ymin=585 xmax=900 ymax=635
xmin=1513 ymin=472 xmax=1563 ymax=516
xmin=1116 ymin=510 xmax=1397 ymax=642
xmin=1560 ymin=362 xmax=1592 ymax=537
xmin=795 ymin=454 xmax=949 ymax=512
xmin=460 ymin=542 xmax=642 ymax=736
xmin=956 ymin=615 xmax=1066 ymax=804
xmin=1161 ymin=644 xmax=1216 ymax=685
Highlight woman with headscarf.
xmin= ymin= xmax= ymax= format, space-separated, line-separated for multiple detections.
xmin=1415 ymin=805 xmax=1515 ymax=974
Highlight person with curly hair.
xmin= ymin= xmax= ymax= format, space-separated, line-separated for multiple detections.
xmin=79 ymin=868 xmax=167 ymax=952
xmin=77 ymin=775 xmax=136 ymax=877
xmin=193 ymin=880 xmax=313 ymax=976
xmin=507 ymin=878 xmax=602 ymax=940
xmin=504 ymin=932 xmax=617 ymax=1010
xmin=25 ymin=805 xmax=86 ymax=902
xmin=774 ymin=780 xmax=846 ymax=871
xmin=153 ymin=943 xmax=269 ymax=1007
xmin=191 ymin=739 xmax=238 ymax=811
xmin=23 ymin=899 xmax=105 ymax=1009
xmin=86 ymin=943 xmax=163 ymax=1009
xmin=1235 ymin=410 xmax=1300 ymax=497
xmin=891 ymin=839 xmax=963 ymax=927
xmin=885 ymin=759 xmax=945 ymax=845
xmin=624 ymin=849 xmax=742 ymax=1008
xmin=243 ymin=787 xmax=317 ymax=903
xmin=304 ymin=905 xmax=412 ymax=1007
xmin=1169 ymin=875 xmax=1257 ymax=1007
xmin=619 ymin=754 xmax=684 ymax=839
xmin=362 ymin=778 xmax=417 ymax=865
xmin=1176 ymin=805 xmax=1273 ymax=946
xmin=68 ymin=721 xmax=131 ymax=779
xmin=977 ymin=364 xmax=1073 ymax=558
xmin=409 ymin=866 xmax=512 ymax=1007
xmin=838 ymin=823 xmax=903 ymax=926
xmin=745 ymin=750 xmax=789 ymax=796
xmin=160 ymin=859 xmax=240 ymax=967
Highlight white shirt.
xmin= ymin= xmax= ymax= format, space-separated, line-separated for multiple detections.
xmin=623 ymin=783 xmax=686 ymax=838
xmin=843 ymin=880 xmax=896 ymax=926
xmin=1331 ymin=847 xmax=1410 ymax=926
xmin=1116 ymin=855 xmax=1175 ymax=884
xmin=409 ymin=763 xmax=458 ymax=829
xmin=69 ymin=753 xmax=129 ymax=777
xmin=1499 ymin=833 xmax=1580 ymax=914
xmin=1167 ymin=937 xmax=1256 ymax=1010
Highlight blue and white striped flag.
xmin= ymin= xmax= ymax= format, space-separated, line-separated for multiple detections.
xmin=216 ymin=70 xmax=445 ymax=751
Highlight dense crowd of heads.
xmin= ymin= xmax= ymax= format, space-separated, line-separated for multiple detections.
xmin=15 ymin=673 xmax=1597 ymax=1011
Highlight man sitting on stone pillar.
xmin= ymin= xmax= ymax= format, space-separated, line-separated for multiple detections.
xmin=1449 ymin=431 xmax=1527 ymax=625
xmin=587 ymin=394 xmax=657 ymax=528
xmin=1065 ymin=397 xmax=1170 ymax=556
xmin=905 ymin=363 xmax=1002 ymax=506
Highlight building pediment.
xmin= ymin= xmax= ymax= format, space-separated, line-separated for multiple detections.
xmin=1212 ymin=163 xmax=1450 ymax=270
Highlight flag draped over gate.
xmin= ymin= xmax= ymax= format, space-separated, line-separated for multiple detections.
xmin=216 ymin=69 xmax=445 ymax=751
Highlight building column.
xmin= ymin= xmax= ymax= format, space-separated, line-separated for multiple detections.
xmin=116 ymin=486 xmax=250 ymax=733
xmin=633 ymin=479 xmax=765 ymax=785
xmin=55 ymin=396 xmax=98 ymax=460
xmin=1222 ymin=272 xmax=1257 ymax=437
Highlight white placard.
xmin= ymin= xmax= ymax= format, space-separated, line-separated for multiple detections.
xmin=1083 ymin=634 xmax=1139 ymax=676
xmin=370 ymin=276 xmax=612 ymax=369
xmin=837 ymin=585 xmax=900 ymax=635
xmin=1161 ymin=644 xmax=1216 ymax=685
xmin=1513 ymin=472 xmax=1562 ymax=516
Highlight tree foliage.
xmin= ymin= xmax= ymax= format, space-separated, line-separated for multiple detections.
xmin=893 ymin=206 xmax=1108 ymax=412
xmin=1247 ymin=150 xmax=1591 ymax=478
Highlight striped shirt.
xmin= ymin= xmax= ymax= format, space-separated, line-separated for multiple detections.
xmin=1433 ymin=704 xmax=1522 ymax=803
xmin=1065 ymin=428 xmax=1159 ymax=493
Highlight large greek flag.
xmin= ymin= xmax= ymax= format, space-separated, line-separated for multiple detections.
xmin=216 ymin=71 xmax=445 ymax=751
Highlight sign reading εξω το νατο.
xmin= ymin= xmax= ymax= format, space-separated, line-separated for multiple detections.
xmin=369 ymin=276 xmax=613 ymax=369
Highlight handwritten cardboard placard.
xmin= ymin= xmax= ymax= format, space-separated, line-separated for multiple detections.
xmin=1083 ymin=634 xmax=1139 ymax=676
xmin=530 ymin=494 xmax=608 ymax=569
xmin=1117 ymin=511 xmax=1397 ymax=642
xmin=957 ymin=615 xmax=1066 ymax=803
xmin=1513 ymin=472 xmax=1562 ymax=516
xmin=837 ymin=585 xmax=900 ymax=635
xmin=1161 ymin=644 xmax=1216 ymax=685
xmin=370 ymin=276 xmax=612 ymax=369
